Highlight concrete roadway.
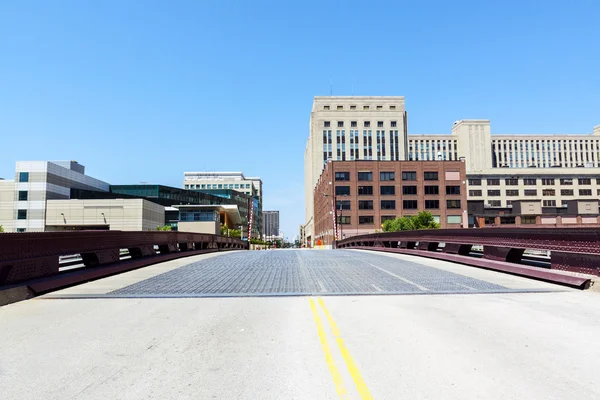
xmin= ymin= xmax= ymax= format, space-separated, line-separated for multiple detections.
xmin=1 ymin=250 xmax=599 ymax=399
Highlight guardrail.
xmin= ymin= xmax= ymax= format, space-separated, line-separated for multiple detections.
xmin=336 ymin=227 xmax=600 ymax=287
xmin=0 ymin=231 xmax=247 ymax=288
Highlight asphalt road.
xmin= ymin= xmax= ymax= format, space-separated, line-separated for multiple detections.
xmin=1 ymin=250 xmax=599 ymax=399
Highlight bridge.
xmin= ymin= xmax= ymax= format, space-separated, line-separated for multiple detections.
xmin=1 ymin=229 xmax=599 ymax=399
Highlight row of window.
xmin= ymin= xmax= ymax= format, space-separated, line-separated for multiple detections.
xmin=468 ymin=178 xmax=599 ymax=186
xmin=339 ymin=214 xmax=462 ymax=225
xmin=324 ymin=121 xmax=398 ymax=128
xmin=335 ymin=171 xmax=440 ymax=181
xmin=323 ymin=105 xmax=397 ymax=111
xmin=333 ymin=199 xmax=461 ymax=210
xmin=184 ymin=183 xmax=252 ymax=190
xmin=335 ymin=185 xmax=460 ymax=196
xmin=470 ymin=189 xmax=596 ymax=197
xmin=487 ymin=199 xmax=582 ymax=207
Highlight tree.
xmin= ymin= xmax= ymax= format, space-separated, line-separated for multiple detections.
xmin=382 ymin=211 xmax=440 ymax=232
xmin=156 ymin=225 xmax=172 ymax=231
xmin=0 ymin=225 xmax=4 ymax=233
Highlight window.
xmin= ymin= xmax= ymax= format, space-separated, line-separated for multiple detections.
xmin=447 ymin=215 xmax=462 ymax=224
xmin=380 ymin=172 xmax=395 ymax=181
xmin=487 ymin=190 xmax=501 ymax=196
xmin=381 ymin=215 xmax=395 ymax=223
xmin=446 ymin=186 xmax=461 ymax=195
xmin=578 ymin=178 xmax=591 ymax=185
xmin=18 ymin=191 xmax=28 ymax=201
xmin=381 ymin=200 xmax=396 ymax=210
xmin=335 ymin=172 xmax=350 ymax=181
xmin=506 ymin=190 xmax=519 ymax=196
xmin=425 ymin=186 xmax=439 ymax=195
xmin=16 ymin=228 xmax=26 ymax=233
xmin=358 ymin=200 xmax=373 ymax=210
xmin=505 ymin=178 xmax=518 ymax=186
xmin=500 ymin=216 xmax=516 ymax=224
xmin=403 ymin=200 xmax=418 ymax=209
xmin=339 ymin=216 xmax=351 ymax=225
xmin=543 ymin=200 xmax=557 ymax=207
xmin=469 ymin=189 xmax=482 ymax=196
xmin=350 ymin=105 xmax=356 ymax=110
xmin=424 ymin=171 xmax=438 ymax=180
xmin=579 ymin=189 xmax=592 ymax=196
xmin=337 ymin=121 xmax=344 ymax=127
xmin=402 ymin=171 xmax=416 ymax=181
xmin=363 ymin=106 xmax=370 ymax=110
xmin=234 ymin=184 xmax=239 ymax=189
xmin=335 ymin=186 xmax=350 ymax=196
xmin=376 ymin=105 xmax=383 ymax=110
xmin=351 ymin=121 xmax=357 ymax=127
xmin=336 ymin=200 xmax=351 ymax=210
xmin=561 ymin=189 xmax=574 ymax=196
xmin=391 ymin=121 xmax=397 ymax=127
xmin=324 ymin=121 xmax=331 ymax=127
xmin=364 ymin=121 xmax=370 ymax=127
xmin=560 ymin=178 xmax=573 ymax=185
xmin=358 ymin=171 xmax=372 ymax=181
xmin=543 ymin=189 xmax=555 ymax=196
xmin=521 ymin=216 xmax=536 ymax=224
xmin=446 ymin=200 xmax=461 ymax=209
xmin=489 ymin=200 xmax=501 ymax=207
xmin=487 ymin=179 xmax=500 ymax=185
xmin=324 ymin=106 xmax=330 ymax=110
xmin=357 ymin=186 xmax=373 ymax=195
xmin=468 ymin=178 xmax=482 ymax=186
xmin=184 ymin=184 xmax=189 ymax=189
xmin=19 ymin=172 xmax=29 ymax=182
xmin=359 ymin=216 xmax=374 ymax=224
xmin=524 ymin=178 xmax=537 ymax=185
xmin=218 ymin=184 xmax=223 ymax=189
xmin=246 ymin=184 xmax=251 ymax=188
xmin=17 ymin=209 xmax=27 ymax=219
xmin=380 ymin=186 xmax=395 ymax=195
xmin=542 ymin=179 xmax=555 ymax=185
xmin=425 ymin=200 xmax=439 ymax=209
xmin=402 ymin=186 xmax=417 ymax=195
xmin=337 ymin=105 xmax=343 ymax=110
xmin=377 ymin=121 xmax=383 ymax=127
xmin=524 ymin=189 xmax=537 ymax=196
xmin=390 ymin=105 xmax=396 ymax=110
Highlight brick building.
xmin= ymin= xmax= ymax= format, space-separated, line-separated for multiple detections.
xmin=313 ymin=160 xmax=467 ymax=246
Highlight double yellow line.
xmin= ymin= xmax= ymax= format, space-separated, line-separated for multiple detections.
xmin=309 ymin=297 xmax=373 ymax=399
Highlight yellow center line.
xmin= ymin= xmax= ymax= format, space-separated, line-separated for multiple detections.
xmin=309 ymin=298 xmax=348 ymax=399
xmin=318 ymin=297 xmax=373 ymax=400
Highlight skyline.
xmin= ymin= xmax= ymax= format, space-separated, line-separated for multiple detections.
xmin=1 ymin=0 xmax=599 ymax=237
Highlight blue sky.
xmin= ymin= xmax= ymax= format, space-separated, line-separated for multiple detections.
xmin=1 ymin=1 xmax=598 ymax=239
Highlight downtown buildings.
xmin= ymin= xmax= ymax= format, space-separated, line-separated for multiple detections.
xmin=262 ymin=210 xmax=281 ymax=241
xmin=303 ymin=96 xmax=600 ymax=247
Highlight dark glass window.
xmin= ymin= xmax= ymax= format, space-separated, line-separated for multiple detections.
xmin=337 ymin=121 xmax=344 ymax=127
xmin=424 ymin=186 xmax=439 ymax=195
xmin=506 ymin=190 xmax=519 ymax=196
xmin=335 ymin=186 xmax=350 ymax=196
xmin=391 ymin=121 xmax=397 ymax=127
xmin=403 ymin=200 xmax=418 ymax=209
xmin=524 ymin=178 xmax=537 ymax=185
xmin=521 ymin=216 xmax=536 ymax=224
xmin=579 ymin=189 xmax=592 ymax=196
xmin=335 ymin=172 xmax=350 ymax=181
xmin=380 ymin=172 xmax=395 ymax=181
xmin=542 ymin=179 xmax=555 ymax=185
xmin=468 ymin=179 xmax=481 ymax=185
xmin=324 ymin=121 xmax=330 ymax=127
xmin=469 ymin=190 xmax=482 ymax=196
xmin=560 ymin=178 xmax=573 ymax=185
xmin=377 ymin=121 xmax=384 ymax=127
xmin=18 ymin=191 xmax=28 ymax=201
xmin=358 ymin=172 xmax=372 ymax=181
xmin=445 ymin=186 xmax=461 ymax=195
xmin=425 ymin=200 xmax=439 ymax=209
xmin=561 ymin=189 xmax=574 ymax=196
xmin=543 ymin=200 xmax=556 ymax=207
xmin=489 ymin=200 xmax=501 ymax=207
xmin=381 ymin=215 xmax=395 ymax=223
xmin=336 ymin=200 xmax=351 ymax=210
xmin=351 ymin=121 xmax=357 ymax=127
xmin=17 ymin=209 xmax=27 ymax=219
xmin=542 ymin=189 xmax=555 ymax=196
xmin=358 ymin=200 xmax=373 ymax=210
xmin=424 ymin=172 xmax=438 ymax=180
xmin=380 ymin=186 xmax=395 ymax=195
xmin=380 ymin=200 xmax=396 ymax=210
xmin=487 ymin=190 xmax=501 ymax=196
xmin=357 ymin=186 xmax=373 ymax=195
xmin=524 ymin=189 xmax=537 ymax=196
xmin=579 ymin=178 xmax=591 ymax=185
xmin=402 ymin=171 xmax=416 ymax=181
xmin=359 ymin=216 xmax=374 ymax=224
xmin=446 ymin=200 xmax=461 ymax=209
xmin=402 ymin=186 xmax=417 ymax=195
xmin=339 ymin=216 xmax=351 ymax=224
xmin=19 ymin=172 xmax=29 ymax=182
xmin=505 ymin=179 xmax=518 ymax=186
xmin=364 ymin=121 xmax=371 ymax=127
xmin=500 ymin=216 xmax=516 ymax=224
xmin=487 ymin=179 xmax=500 ymax=185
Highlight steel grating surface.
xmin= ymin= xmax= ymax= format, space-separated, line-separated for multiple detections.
xmin=107 ymin=250 xmax=532 ymax=297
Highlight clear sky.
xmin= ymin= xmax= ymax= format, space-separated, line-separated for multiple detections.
xmin=1 ymin=1 xmax=599 ymax=239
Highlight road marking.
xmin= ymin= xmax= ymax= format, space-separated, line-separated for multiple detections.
xmin=370 ymin=284 xmax=383 ymax=292
xmin=455 ymin=282 xmax=476 ymax=291
xmin=365 ymin=261 xmax=430 ymax=291
xmin=308 ymin=298 xmax=348 ymax=398
xmin=318 ymin=298 xmax=373 ymax=400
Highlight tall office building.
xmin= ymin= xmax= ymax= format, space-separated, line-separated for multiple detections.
xmin=262 ymin=210 xmax=280 ymax=240
xmin=304 ymin=96 xmax=408 ymax=245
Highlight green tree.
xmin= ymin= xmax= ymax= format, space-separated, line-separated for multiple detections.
xmin=381 ymin=211 xmax=440 ymax=232
xmin=0 ymin=225 xmax=4 ymax=233
xmin=156 ymin=225 xmax=172 ymax=231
